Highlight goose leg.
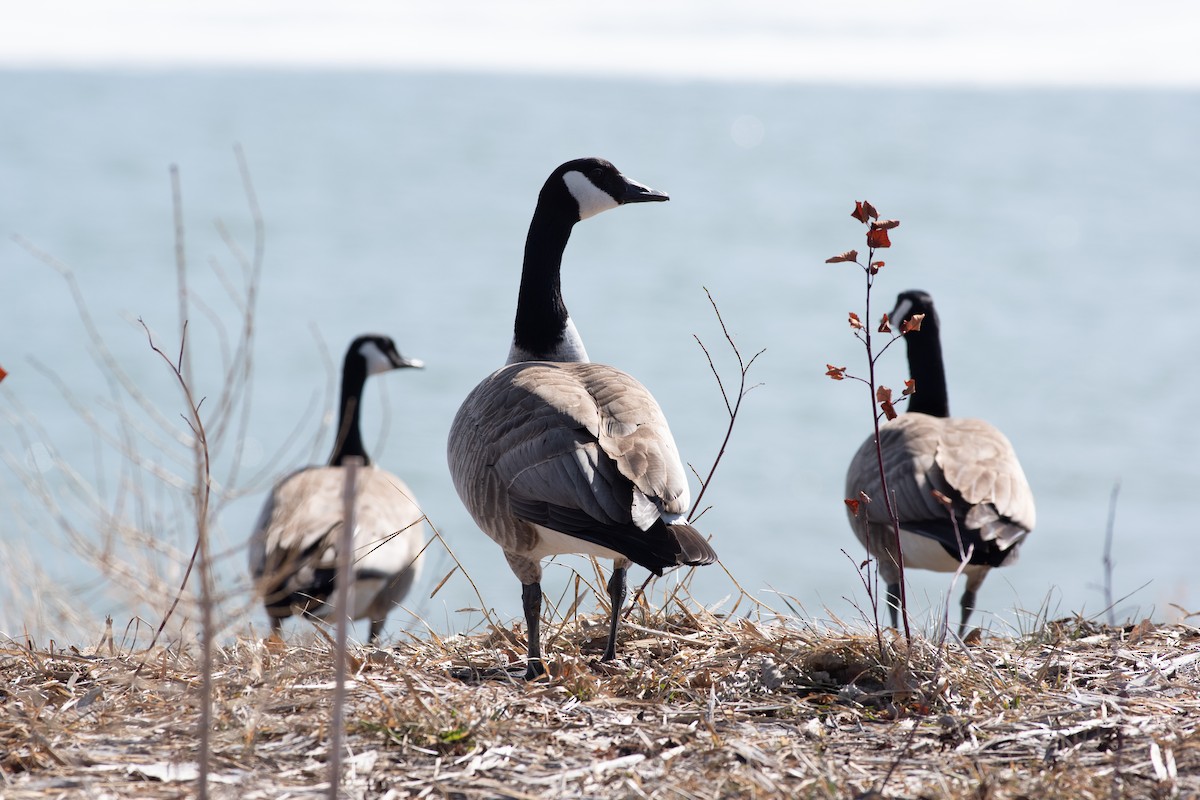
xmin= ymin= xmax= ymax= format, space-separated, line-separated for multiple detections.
xmin=602 ymin=566 xmax=628 ymax=662
xmin=522 ymin=582 xmax=545 ymax=679
xmin=958 ymin=569 xmax=988 ymax=638
xmin=886 ymin=581 xmax=902 ymax=629
xmin=368 ymin=618 xmax=384 ymax=645
xmin=957 ymin=591 xmax=975 ymax=638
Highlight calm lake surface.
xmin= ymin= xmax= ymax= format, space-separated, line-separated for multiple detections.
xmin=1 ymin=70 xmax=1196 ymax=642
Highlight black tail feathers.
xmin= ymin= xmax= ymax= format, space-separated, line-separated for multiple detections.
xmin=666 ymin=522 xmax=717 ymax=566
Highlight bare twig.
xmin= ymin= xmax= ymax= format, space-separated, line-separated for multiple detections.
xmin=1103 ymin=480 xmax=1121 ymax=627
xmin=841 ymin=548 xmax=885 ymax=658
xmin=134 ymin=320 xmax=208 ymax=660
xmin=688 ymin=287 xmax=764 ymax=521
xmin=628 ymin=288 xmax=760 ymax=616
xmin=860 ymin=255 xmax=910 ymax=643
xmin=329 ymin=457 xmax=361 ymax=799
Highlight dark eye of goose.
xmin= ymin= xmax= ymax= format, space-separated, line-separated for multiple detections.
xmin=590 ymin=167 xmax=604 ymax=181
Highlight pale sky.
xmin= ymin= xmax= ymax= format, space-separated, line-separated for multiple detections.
xmin=4 ymin=0 xmax=1198 ymax=87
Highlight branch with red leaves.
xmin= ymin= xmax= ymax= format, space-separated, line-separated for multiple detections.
xmin=822 ymin=204 xmax=912 ymax=424
xmin=824 ymin=200 xmax=914 ymax=642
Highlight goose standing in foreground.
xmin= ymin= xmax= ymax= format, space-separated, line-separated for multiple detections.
xmin=845 ymin=290 xmax=1036 ymax=636
xmin=249 ymin=334 xmax=427 ymax=644
xmin=448 ymin=158 xmax=717 ymax=679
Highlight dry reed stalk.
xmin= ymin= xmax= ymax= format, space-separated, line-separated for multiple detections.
xmin=328 ymin=455 xmax=361 ymax=798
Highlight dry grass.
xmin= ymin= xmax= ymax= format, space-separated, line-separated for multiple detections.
xmin=2 ymin=606 xmax=1197 ymax=799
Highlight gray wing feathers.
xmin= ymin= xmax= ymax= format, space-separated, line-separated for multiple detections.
xmin=503 ymin=435 xmax=631 ymax=526
xmin=250 ymin=466 xmax=345 ymax=577
xmin=577 ymin=365 xmax=690 ymax=514
xmin=250 ymin=465 xmax=425 ymax=618
xmin=935 ymin=418 xmax=1036 ymax=533
xmin=845 ymin=413 xmax=1034 ymax=545
xmin=515 ymin=363 xmax=689 ymax=514
xmin=846 ymin=415 xmax=943 ymax=526
xmin=448 ymin=362 xmax=692 ymax=553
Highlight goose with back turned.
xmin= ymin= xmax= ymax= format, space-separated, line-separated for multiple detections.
xmin=845 ymin=290 xmax=1036 ymax=636
xmin=249 ymin=334 xmax=427 ymax=643
xmin=447 ymin=157 xmax=717 ymax=679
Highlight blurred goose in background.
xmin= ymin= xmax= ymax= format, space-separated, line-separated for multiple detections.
xmin=448 ymin=158 xmax=717 ymax=679
xmin=249 ymin=334 xmax=426 ymax=643
xmin=845 ymin=290 xmax=1036 ymax=636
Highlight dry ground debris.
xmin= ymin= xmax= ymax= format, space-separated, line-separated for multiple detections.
xmin=2 ymin=612 xmax=1198 ymax=798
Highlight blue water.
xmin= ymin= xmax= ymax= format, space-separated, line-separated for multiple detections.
xmin=2 ymin=70 xmax=1197 ymax=642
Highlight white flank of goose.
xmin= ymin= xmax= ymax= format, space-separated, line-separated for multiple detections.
xmin=249 ymin=334 xmax=427 ymax=643
xmin=447 ymin=158 xmax=717 ymax=679
xmin=845 ymin=290 xmax=1036 ymax=636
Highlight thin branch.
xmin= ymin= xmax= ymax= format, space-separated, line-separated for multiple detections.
xmin=629 ymin=288 xmax=760 ymax=615
xmin=1103 ymin=480 xmax=1121 ymax=627
xmin=688 ymin=287 xmax=764 ymax=522
xmin=329 ymin=457 xmax=361 ymax=800
xmin=864 ymin=248 xmax=910 ymax=642
xmin=133 ymin=319 xmax=206 ymax=660
xmin=829 ymin=205 xmax=913 ymax=645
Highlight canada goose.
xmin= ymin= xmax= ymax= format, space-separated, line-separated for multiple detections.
xmin=249 ymin=334 xmax=426 ymax=644
xmin=845 ymin=290 xmax=1036 ymax=636
xmin=447 ymin=158 xmax=717 ymax=679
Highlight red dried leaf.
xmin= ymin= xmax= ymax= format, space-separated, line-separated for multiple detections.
xmin=0 ymin=364 xmax=6 ymax=384
xmin=871 ymin=261 xmax=885 ymax=269
xmin=871 ymin=219 xmax=900 ymax=230
xmin=878 ymin=314 xmax=891 ymax=334
xmin=877 ymin=385 xmax=898 ymax=419
xmin=902 ymin=378 xmax=916 ymax=396
xmin=931 ymin=489 xmax=953 ymax=508
xmin=866 ymin=228 xmax=891 ymax=248
xmin=825 ymin=364 xmax=847 ymax=380
xmin=844 ymin=498 xmax=861 ymax=516
xmin=901 ymin=313 xmax=925 ymax=334
xmin=851 ymin=201 xmax=880 ymax=223
xmin=825 ymin=250 xmax=859 ymax=264
xmin=848 ymin=312 xmax=864 ymax=330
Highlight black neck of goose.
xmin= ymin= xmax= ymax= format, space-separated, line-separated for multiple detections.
xmin=511 ymin=204 xmax=576 ymax=360
xmin=328 ymin=358 xmax=372 ymax=467
xmin=904 ymin=314 xmax=951 ymax=418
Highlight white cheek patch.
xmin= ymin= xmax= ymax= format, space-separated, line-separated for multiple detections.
xmin=563 ymin=170 xmax=619 ymax=220
xmin=359 ymin=340 xmax=394 ymax=375
xmin=891 ymin=298 xmax=914 ymax=328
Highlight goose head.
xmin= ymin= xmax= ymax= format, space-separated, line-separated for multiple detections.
xmin=545 ymin=157 xmax=669 ymax=223
xmin=890 ymin=289 xmax=938 ymax=331
xmin=509 ymin=158 xmax=668 ymax=365
xmin=330 ymin=334 xmax=424 ymax=466
xmin=347 ymin=334 xmax=424 ymax=378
